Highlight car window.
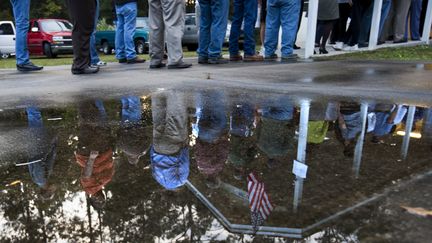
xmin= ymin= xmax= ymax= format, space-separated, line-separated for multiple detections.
xmin=136 ymin=18 xmax=149 ymax=29
xmin=40 ymin=20 xmax=72 ymax=32
xmin=0 ymin=23 xmax=14 ymax=35
xmin=185 ymin=16 xmax=195 ymax=25
xmin=57 ymin=21 xmax=73 ymax=31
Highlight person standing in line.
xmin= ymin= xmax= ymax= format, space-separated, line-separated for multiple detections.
xmin=90 ymin=0 xmax=107 ymax=67
xmin=315 ymin=0 xmax=339 ymax=54
xmin=229 ymin=0 xmax=264 ymax=62
xmin=406 ymin=0 xmax=423 ymax=41
xmin=264 ymin=0 xmax=300 ymax=61
xmin=148 ymin=0 xmax=191 ymax=69
xmin=293 ymin=0 xmax=305 ymax=50
xmin=66 ymin=0 xmax=99 ymax=74
xmin=9 ymin=0 xmax=43 ymax=72
xmin=197 ymin=0 xmax=230 ymax=64
xmin=391 ymin=0 xmax=412 ymax=43
xmin=342 ymin=0 xmax=372 ymax=51
xmin=331 ymin=0 xmax=352 ymax=50
xmin=114 ymin=0 xmax=146 ymax=64
xmin=258 ymin=0 xmax=267 ymax=55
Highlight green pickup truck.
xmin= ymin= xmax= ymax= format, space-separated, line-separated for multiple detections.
xmin=96 ymin=17 xmax=149 ymax=55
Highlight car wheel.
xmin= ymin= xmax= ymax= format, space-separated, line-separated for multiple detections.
xmin=135 ymin=39 xmax=146 ymax=54
xmin=1 ymin=53 xmax=10 ymax=59
xmin=44 ymin=43 xmax=57 ymax=58
xmin=187 ymin=44 xmax=198 ymax=51
xmin=102 ymin=41 xmax=112 ymax=55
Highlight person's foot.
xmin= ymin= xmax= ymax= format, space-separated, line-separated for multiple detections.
xmin=167 ymin=62 xmax=192 ymax=69
xmin=208 ymin=56 xmax=229 ymax=64
xmin=198 ymin=56 xmax=208 ymax=64
xmin=127 ymin=57 xmax=146 ymax=64
xmin=394 ymin=38 xmax=407 ymax=44
xmin=377 ymin=40 xmax=386 ymax=45
xmin=264 ymin=53 xmax=278 ymax=61
xmin=293 ymin=44 xmax=301 ymax=50
xmin=319 ymin=48 xmax=328 ymax=54
xmin=358 ymin=43 xmax=368 ymax=48
xmin=244 ymin=54 xmax=264 ymax=62
xmin=332 ymin=42 xmax=344 ymax=50
xmin=281 ymin=53 xmax=298 ymax=61
xmin=149 ymin=63 xmax=166 ymax=69
xmin=118 ymin=58 xmax=127 ymax=63
xmin=16 ymin=62 xmax=43 ymax=72
xmin=93 ymin=60 xmax=107 ymax=66
xmin=342 ymin=44 xmax=359 ymax=51
xmin=229 ymin=54 xmax=243 ymax=62
xmin=71 ymin=65 xmax=99 ymax=75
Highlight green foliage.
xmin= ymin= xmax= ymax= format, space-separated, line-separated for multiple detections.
xmin=96 ymin=18 xmax=115 ymax=31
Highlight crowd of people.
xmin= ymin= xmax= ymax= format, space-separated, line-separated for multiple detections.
xmin=7 ymin=0 xmax=432 ymax=74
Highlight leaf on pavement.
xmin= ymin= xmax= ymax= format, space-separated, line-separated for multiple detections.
xmin=400 ymin=205 xmax=432 ymax=218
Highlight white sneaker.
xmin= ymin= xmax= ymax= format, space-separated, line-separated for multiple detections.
xmin=333 ymin=42 xmax=344 ymax=50
xmin=342 ymin=44 xmax=359 ymax=51
xmin=95 ymin=61 xmax=107 ymax=66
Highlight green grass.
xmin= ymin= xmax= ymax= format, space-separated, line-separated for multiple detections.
xmin=318 ymin=45 xmax=432 ymax=61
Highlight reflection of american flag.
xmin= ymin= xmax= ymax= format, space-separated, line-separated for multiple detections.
xmin=247 ymin=173 xmax=273 ymax=231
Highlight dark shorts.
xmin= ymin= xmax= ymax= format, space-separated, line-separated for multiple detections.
xmin=260 ymin=0 xmax=267 ymax=23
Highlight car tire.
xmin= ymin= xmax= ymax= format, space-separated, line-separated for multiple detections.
xmin=186 ymin=44 xmax=198 ymax=51
xmin=135 ymin=39 xmax=146 ymax=54
xmin=102 ymin=41 xmax=112 ymax=55
xmin=1 ymin=53 xmax=10 ymax=59
xmin=44 ymin=43 xmax=57 ymax=58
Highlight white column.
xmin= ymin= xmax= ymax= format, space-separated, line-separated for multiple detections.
xmin=304 ymin=0 xmax=319 ymax=59
xmin=421 ymin=0 xmax=432 ymax=43
xmin=293 ymin=100 xmax=310 ymax=212
xmin=368 ymin=0 xmax=383 ymax=50
xmin=353 ymin=103 xmax=368 ymax=178
xmin=401 ymin=106 xmax=416 ymax=160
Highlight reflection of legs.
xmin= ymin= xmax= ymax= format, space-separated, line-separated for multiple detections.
xmin=149 ymin=0 xmax=165 ymax=65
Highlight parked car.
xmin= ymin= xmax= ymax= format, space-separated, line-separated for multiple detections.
xmin=96 ymin=17 xmax=149 ymax=55
xmin=28 ymin=19 xmax=73 ymax=58
xmin=0 ymin=21 xmax=16 ymax=58
xmin=182 ymin=13 xmax=239 ymax=51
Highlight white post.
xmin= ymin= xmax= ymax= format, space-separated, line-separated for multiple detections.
xmin=421 ymin=0 xmax=432 ymax=43
xmin=353 ymin=103 xmax=368 ymax=178
xmin=304 ymin=0 xmax=319 ymax=59
xmin=293 ymin=100 xmax=310 ymax=212
xmin=401 ymin=106 xmax=416 ymax=160
xmin=368 ymin=0 xmax=383 ymax=50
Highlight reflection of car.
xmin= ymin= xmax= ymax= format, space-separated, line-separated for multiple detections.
xmin=182 ymin=13 xmax=233 ymax=51
xmin=96 ymin=17 xmax=149 ymax=55
xmin=0 ymin=21 xmax=16 ymax=58
xmin=28 ymin=18 xmax=74 ymax=58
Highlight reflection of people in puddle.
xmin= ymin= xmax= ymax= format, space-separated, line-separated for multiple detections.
xmin=75 ymin=100 xmax=114 ymax=210
xmin=307 ymin=102 xmax=339 ymax=149
xmin=228 ymin=103 xmax=257 ymax=180
xmin=335 ymin=103 xmax=363 ymax=157
xmin=25 ymin=106 xmax=57 ymax=199
xmin=116 ymin=96 xmax=150 ymax=165
xmin=193 ymin=91 xmax=229 ymax=189
xmin=256 ymin=97 xmax=295 ymax=167
xmin=371 ymin=104 xmax=407 ymax=144
xmin=150 ymin=91 xmax=189 ymax=190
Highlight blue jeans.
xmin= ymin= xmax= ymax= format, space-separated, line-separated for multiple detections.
xmin=90 ymin=0 xmax=100 ymax=64
xmin=10 ymin=0 xmax=30 ymax=65
xmin=358 ymin=0 xmax=391 ymax=45
xmin=197 ymin=0 xmax=229 ymax=58
xmin=407 ymin=0 xmax=422 ymax=40
xmin=229 ymin=0 xmax=258 ymax=56
xmin=264 ymin=0 xmax=300 ymax=57
xmin=115 ymin=2 xmax=137 ymax=60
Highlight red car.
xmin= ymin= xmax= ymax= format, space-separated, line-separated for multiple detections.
xmin=27 ymin=18 xmax=73 ymax=58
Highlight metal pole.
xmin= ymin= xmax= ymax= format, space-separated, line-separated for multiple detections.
xmin=421 ymin=0 xmax=432 ymax=43
xmin=401 ymin=106 xmax=416 ymax=160
xmin=368 ymin=0 xmax=383 ymax=50
xmin=353 ymin=103 xmax=368 ymax=178
xmin=293 ymin=100 xmax=310 ymax=212
xmin=304 ymin=0 xmax=319 ymax=58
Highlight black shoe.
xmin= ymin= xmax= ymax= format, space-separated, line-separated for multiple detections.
xmin=394 ymin=39 xmax=407 ymax=44
xmin=293 ymin=44 xmax=301 ymax=50
xmin=16 ymin=62 xmax=43 ymax=72
xmin=281 ymin=53 xmax=298 ymax=61
xmin=149 ymin=63 xmax=166 ymax=69
xmin=264 ymin=53 xmax=278 ymax=61
xmin=167 ymin=62 xmax=192 ymax=69
xmin=319 ymin=48 xmax=328 ymax=54
xmin=208 ymin=56 xmax=229 ymax=64
xmin=377 ymin=40 xmax=385 ymax=45
xmin=198 ymin=56 xmax=208 ymax=64
xmin=127 ymin=57 xmax=146 ymax=64
xmin=71 ymin=65 xmax=99 ymax=75
xmin=118 ymin=58 xmax=127 ymax=63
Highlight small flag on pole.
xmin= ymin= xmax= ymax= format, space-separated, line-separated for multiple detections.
xmin=247 ymin=172 xmax=273 ymax=232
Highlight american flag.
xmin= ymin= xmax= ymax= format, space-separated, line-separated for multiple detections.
xmin=247 ymin=172 xmax=273 ymax=232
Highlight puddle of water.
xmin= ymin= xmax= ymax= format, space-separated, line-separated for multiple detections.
xmin=0 ymin=89 xmax=431 ymax=242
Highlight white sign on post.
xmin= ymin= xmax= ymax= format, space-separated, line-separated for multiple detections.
xmin=293 ymin=160 xmax=308 ymax=179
